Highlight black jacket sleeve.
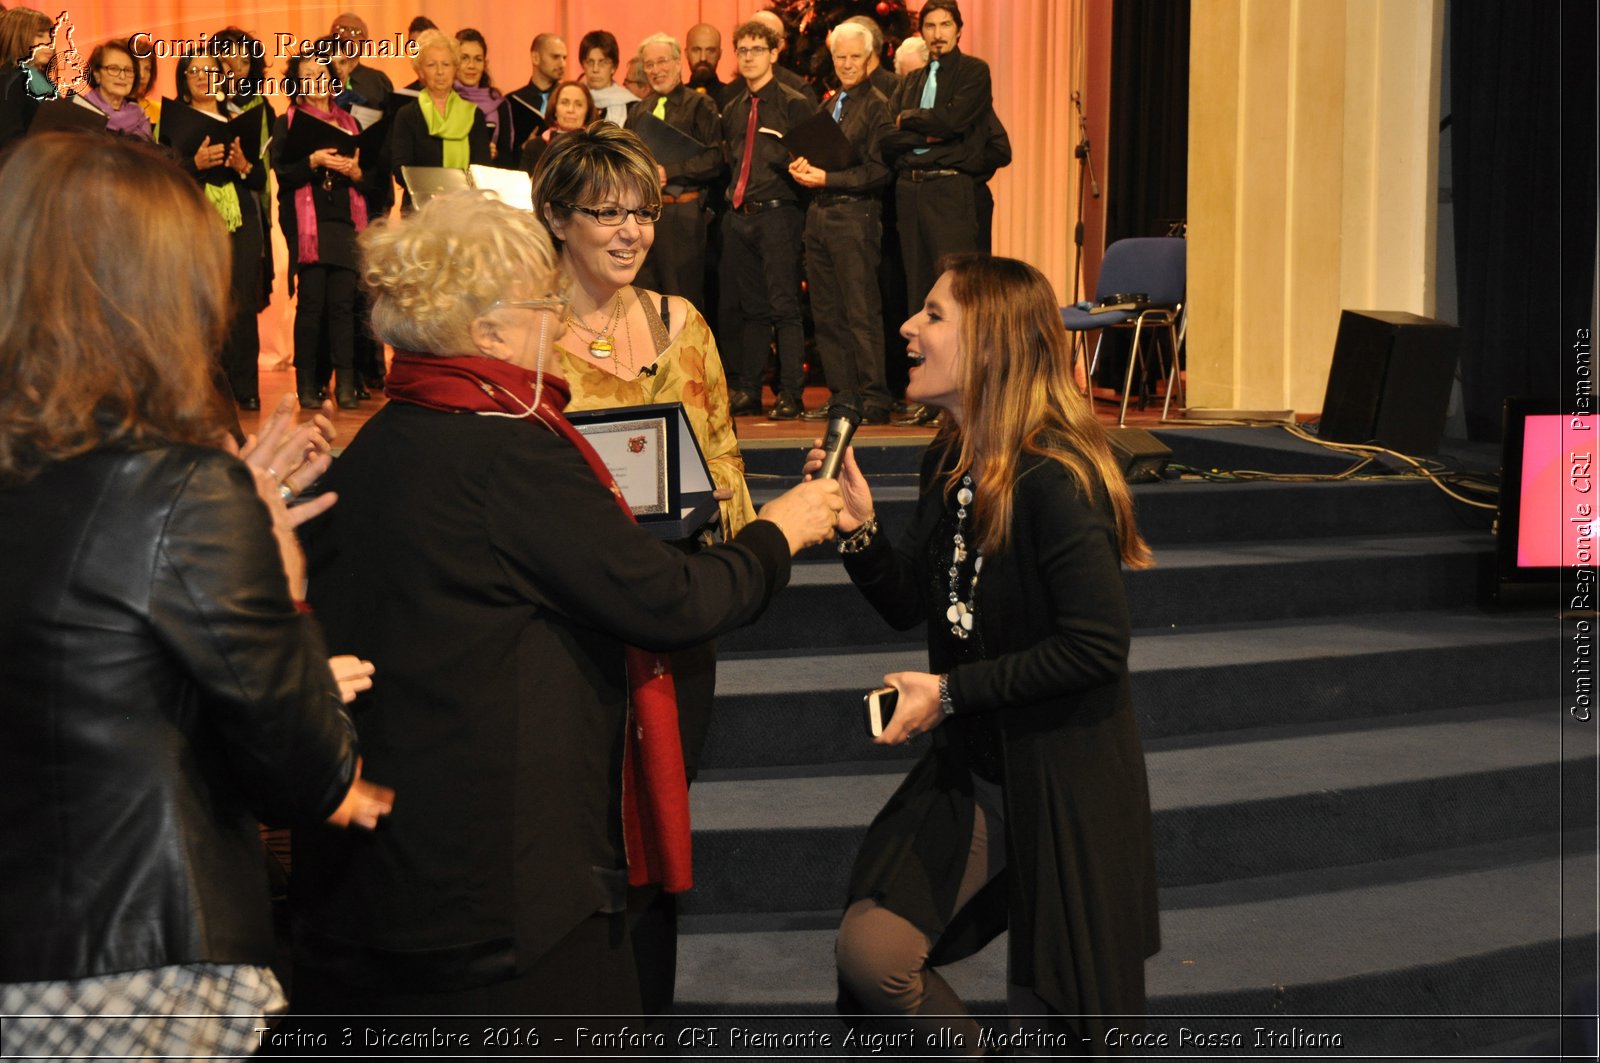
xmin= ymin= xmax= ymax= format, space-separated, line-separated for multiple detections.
xmin=484 ymin=432 xmax=791 ymax=651
xmin=896 ymin=52 xmax=992 ymax=143
xmin=825 ymin=90 xmax=894 ymax=194
xmin=149 ymin=452 xmax=357 ymax=825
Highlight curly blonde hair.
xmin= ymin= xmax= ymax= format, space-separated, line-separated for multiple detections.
xmin=359 ymin=190 xmax=561 ymax=355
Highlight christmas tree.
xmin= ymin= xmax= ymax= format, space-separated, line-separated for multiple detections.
xmin=765 ymin=0 xmax=914 ymax=91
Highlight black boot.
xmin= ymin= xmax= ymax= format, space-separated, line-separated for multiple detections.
xmin=296 ymin=365 xmax=320 ymax=410
xmin=335 ymin=373 xmax=360 ymax=410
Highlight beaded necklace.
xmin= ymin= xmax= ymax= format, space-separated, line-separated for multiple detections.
xmin=946 ymin=474 xmax=983 ymax=639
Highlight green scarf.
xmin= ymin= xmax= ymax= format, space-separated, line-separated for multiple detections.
xmin=420 ymin=91 xmax=475 ymax=169
xmin=205 ymin=182 xmax=243 ymax=232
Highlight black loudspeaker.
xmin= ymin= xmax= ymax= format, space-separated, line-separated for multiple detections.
xmin=1108 ymin=427 xmax=1172 ymax=483
xmin=1319 ymin=310 xmax=1460 ymax=455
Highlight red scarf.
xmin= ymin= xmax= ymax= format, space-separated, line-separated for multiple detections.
xmin=386 ymin=351 xmax=694 ymax=893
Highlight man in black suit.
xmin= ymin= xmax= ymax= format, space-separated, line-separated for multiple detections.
xmin=685 ymin=22 xmax=737 ymax=108
xmin=882 ymin=0 xmax=992 ymax=425
xmin=626 ymin=32 xmax=722 ymax=306
xmin=719 ymin=19 xmax=815 ymax=419
xmin=788 ymin=21 xmax=895 ymax=423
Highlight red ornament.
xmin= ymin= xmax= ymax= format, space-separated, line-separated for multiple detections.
xmin=877 ymin=0 xmax=893 ymax=13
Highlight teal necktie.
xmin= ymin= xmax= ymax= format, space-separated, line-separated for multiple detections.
xmin=913 ymin=60 xmax=939 ymax=153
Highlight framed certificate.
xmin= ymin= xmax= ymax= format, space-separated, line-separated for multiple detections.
xmin=566 ymin=402 xmax=718 ymax=540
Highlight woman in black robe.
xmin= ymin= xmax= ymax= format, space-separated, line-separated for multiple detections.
xmin=810 ymin=253 xmax=1161 ymax=1053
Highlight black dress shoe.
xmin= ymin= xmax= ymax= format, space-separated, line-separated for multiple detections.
xmin=862 ymin=407 xmax=892 ymax=425
xmin=298 ymin=392 xmax=321 ymax=410
xmin=728 ymin=390 xmax=764 ymax=417
xmin=768 ymin=393 xmax=803 ymax=420
xmin=893 ymin=402 xmax=940 ymax=427
xmin=353 ymin=384 xmax=371 ymax=400
xmin=891 ymin=399 xmax=913 ymax=415
xmin=238 ymin=397 xmax=261 ymax=411
xmin=799 ymin=405 xmax=833 ymax=421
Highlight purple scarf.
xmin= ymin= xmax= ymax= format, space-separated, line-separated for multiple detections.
xmin=85 ymin=87 xmax=152 ymax=139
xmin=454 ymin=81 xmax=503 ymax=128
xmin=287 ymin=103 xmax=369 ymax=266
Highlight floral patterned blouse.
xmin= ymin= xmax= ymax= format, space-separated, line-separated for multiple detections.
xmin=556 ymin=298 xmax=757 ymax=537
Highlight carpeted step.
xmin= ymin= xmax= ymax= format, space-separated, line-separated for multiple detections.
xmin=748 ymin=477 xmax=1486 ymax=564
xmin=673 ymin=836 xmax=1598 ymax=1057
xmin=702 ymin=611 xmax=1559 ymax=770
xmin=683 ymin=703 xmax=1594 ymax=915
xmin=721 ymin=531 xmax=1493 ymax=653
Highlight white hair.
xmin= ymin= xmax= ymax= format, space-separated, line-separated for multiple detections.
xmin=828 ymin=21 xmax=874 ymax=53
xmin=636 ymin=32 xmax=681 ymax=62
xmin=894 ymin=36 xmax=930 ymax=76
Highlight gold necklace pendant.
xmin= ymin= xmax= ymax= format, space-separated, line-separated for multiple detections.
xmin=588 ymin=335 xmax=614 ymax=358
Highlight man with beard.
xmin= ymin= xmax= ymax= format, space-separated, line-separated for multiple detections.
xmin=685 ymin=22 xmax=737 ymax=109
xmin=507 ymin=33 xmax=566 ymax=150
xmin=625 ymin=32 xmax=722 ymax=305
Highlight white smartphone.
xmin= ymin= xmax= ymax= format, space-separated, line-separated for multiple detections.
xmin=864 ymin=686 xmax=899 ymax=738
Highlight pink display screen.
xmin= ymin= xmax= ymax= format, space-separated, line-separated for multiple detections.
xmin=1517 ymin=414 xmax=1597 ymax=568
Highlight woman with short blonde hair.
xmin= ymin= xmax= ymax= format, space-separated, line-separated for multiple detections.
xmin=291 ymin=188 xmax=842 ymax=1018
xmin=389 ymin=28 xmax=490 ymax=210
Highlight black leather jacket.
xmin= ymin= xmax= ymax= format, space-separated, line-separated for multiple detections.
xmin=0 ymin=445 xmax=357 ymax=982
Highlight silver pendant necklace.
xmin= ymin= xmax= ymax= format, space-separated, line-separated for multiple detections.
xmin=947 ymin=474 xmax=982 ymax=639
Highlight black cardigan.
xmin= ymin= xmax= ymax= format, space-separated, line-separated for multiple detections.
xmin=293 ymin=401 xmax=791 ymax=994
xmin=840 ymin=445 xmax=1160 ymax=1032
xmin=388 ymin=97 xmax=492 ymax=211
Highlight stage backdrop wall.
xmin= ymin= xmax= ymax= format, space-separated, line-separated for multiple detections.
xmin=1187 ymin=0 xmax=1444 ymax=415
xmin=61 ymin=1 xmax=1089 ymax=362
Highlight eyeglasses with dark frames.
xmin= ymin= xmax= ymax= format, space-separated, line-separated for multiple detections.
xmin=557 ymin=202 xmax=663 ymax=226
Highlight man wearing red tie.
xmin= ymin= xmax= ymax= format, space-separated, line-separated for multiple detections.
xmin=718 ymin=19 xmax=813 ymax=420
xmin=788 ymin=22 xmax=895 ymax=424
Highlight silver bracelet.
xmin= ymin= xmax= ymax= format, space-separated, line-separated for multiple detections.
xmin=938 ymin=673 xmax=955 ymax=717
xmin=836 ymin=515 xmax=879 ymax=555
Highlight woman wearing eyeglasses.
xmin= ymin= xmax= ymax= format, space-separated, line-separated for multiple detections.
xmin=530 ymin=121 xmax=756 ymax=1015
xmin=289 ymin=189 xmax=843 ymax=1017
xmin=83 ymin=40 xmax=151 ymax=139
xmin=166 ymin=48 xmax=268 ymax=411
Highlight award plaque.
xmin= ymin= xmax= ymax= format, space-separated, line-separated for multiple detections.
xmin=566 ymin=403 xmax=718 ymax=540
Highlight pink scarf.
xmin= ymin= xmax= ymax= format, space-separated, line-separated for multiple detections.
xmin=287 ymin=103 xmax=369 ymax=266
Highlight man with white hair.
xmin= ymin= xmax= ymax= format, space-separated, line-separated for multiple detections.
xmin=842 ymin=14 xmax=898 ymax=96
xmin=788 ymin=20 xmax=895 ymax=422
xmin=894 ymin=35 xmax=930 ymax=77
xmin=625 ymin=32 xmax=722 ymax=305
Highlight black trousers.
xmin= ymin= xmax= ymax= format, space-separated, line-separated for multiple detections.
xmin=895 ymin=172 xmax=980 ymax=320
xmin=804 ymin=199 xmax=891 ymax=414
xmin=293 ymin=265 xmax=358 ymax=392
xmin=635 ymin=197 xmax=706 ymax=308
xmin=221 ymin=206 xmax=264 ymax=403
xmin=722 ymin=204 xmax=806 ymax=399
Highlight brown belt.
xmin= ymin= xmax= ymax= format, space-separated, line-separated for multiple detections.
xmin=661 ymin=189 xmax=702 ymax=203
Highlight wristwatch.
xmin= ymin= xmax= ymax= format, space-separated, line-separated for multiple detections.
xmin=938 ymin=673 xmax=955 ymax=717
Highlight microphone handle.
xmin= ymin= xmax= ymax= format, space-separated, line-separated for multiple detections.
xmin=817 ymin=418 xmax=858 ymax=480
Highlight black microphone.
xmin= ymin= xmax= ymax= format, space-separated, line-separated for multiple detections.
xmin=816 ymin=402 xmax=863 ymax=480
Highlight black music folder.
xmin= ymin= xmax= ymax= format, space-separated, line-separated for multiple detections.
xmin=782 ymin=111 xmax=861 ymax=172
xmin=630 ymin=112 xmax=707 ymax=169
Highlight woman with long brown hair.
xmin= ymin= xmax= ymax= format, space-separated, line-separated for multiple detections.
xmin=0 ymin=131 xmax=391 ymax=1060
xmin=808 ymin=252 xmax=1161 ymax=1049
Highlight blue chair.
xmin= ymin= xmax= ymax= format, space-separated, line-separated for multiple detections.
xmin=1060 ymin=237 xmax=1186 ymax=425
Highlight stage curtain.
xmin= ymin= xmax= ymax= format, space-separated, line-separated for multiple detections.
xmin=1450 ymin=0 xmax=1597 ymax=440
xmin=1106 ymin=0 xmax=1188 ymax=244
